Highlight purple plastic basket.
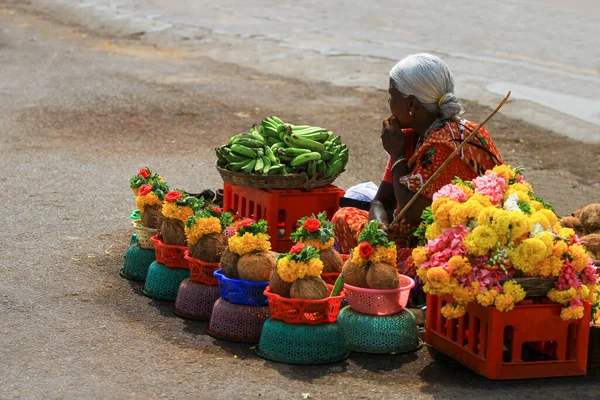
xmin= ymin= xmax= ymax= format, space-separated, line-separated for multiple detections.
xmin=213 ymin=269 xmax=269 ymax=306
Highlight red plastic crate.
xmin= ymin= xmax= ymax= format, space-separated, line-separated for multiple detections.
xmin=222 ymin=183 xmax=345 ymax=252
xmin=425 ymin=294 xmax=591 ymax=380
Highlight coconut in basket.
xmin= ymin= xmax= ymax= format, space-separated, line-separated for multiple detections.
xmin=225 ymin=219 xmax=275 ymax=281
xmin=342 ymin=220 xmax=400 ymax=290
xmin=185 ymin=207 xmax=232 ymax=263
xmin=159 ymin=190 xmax=204 ymax=246
xmin=289 ymin=212 xmax=344 ymax=274
xmin=134 ymin=178 xmax=169 ymax=229
xmin=272 ymin=243 xmax=328 ymax=299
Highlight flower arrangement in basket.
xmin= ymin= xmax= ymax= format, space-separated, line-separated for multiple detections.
xmin=270 ymin=243 xmax=329 ymax=299
xmin=342 ymin=220 xmax=401 ymax=290
xmin=135 ymin=179 xmax=169 ymax=229
xmin=160 ymin=190 xmax=204 ymax=246
xmin=130 ymin=167 xmax=163 ymax=197
xmin=413 ymin=164 xmax=599 ymax=320
xmin=185 ymin=207 xmax=233 ymax=263
xmin=290 ymin=212 xmax=344 ymax=274
xmin=221 ymin=219 xmax=275 ymax=282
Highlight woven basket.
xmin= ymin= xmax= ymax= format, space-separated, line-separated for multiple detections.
xmin=216 ymin=166 xmax=341 ymax=190
xmin=500 ymin=277 xmax=556 ymax=298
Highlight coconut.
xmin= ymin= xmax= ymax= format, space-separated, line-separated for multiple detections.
xmin=188 ymin=233 xmax=225 ymax=263
xmin=559 ymin=216 xmax=583 ymax=234
xmin=579 ymin=234 xmax=600 ymax=259
xmin=580 ymin=203 xmax=600 ymax=234
xmin=141 ymin=204 xmax=162 ymax=229
xmin=269 ymin=268 xmax=292 ymax=298
xmin=238 ymin=251 xmax=276 ymax=282
xmin=290 ymin=276 xmax=329 ymax=300
xmin=220 ymin=248 xmax=240 ymax=279
xmin=366 ymin=262 xmax=400 ymax=289
xmin=342 ymin=259 xmax=368 ymax=288
xmin=161 ymin=217 xmax=186 ymax=246
xmin=320 ymin=247 xmax=344 ymax=273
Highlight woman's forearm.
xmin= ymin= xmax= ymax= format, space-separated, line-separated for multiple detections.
xmin=369 ymin=199 xmax=390 ymax=225
xmin=391 ymin=157 xmax=412 ymax=210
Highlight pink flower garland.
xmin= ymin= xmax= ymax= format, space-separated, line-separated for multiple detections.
xmin=432 ymin=183 xmax=467 ymax=202
xmin=472 ymin=171 xmax=507 ymax=205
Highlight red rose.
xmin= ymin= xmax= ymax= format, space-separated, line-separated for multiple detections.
xmin=236 ymin=219 xmax=254 ymax=230
xmin=303 ymin=218 xmax=321 ymax=232
xmin=290 ymin=243 xmax=306 ymax=254
xmin=138 ymin=184 xmax=152 ymax=196
xmin=358 ymin=242 xmax=374 ymax=259
xmin=137 ymin=168 xmax=151 ymax=179
xmin=212 ymin=206 xmax=223 ymax=215
xmin=165 ymin=191 xmax=183 ymax=203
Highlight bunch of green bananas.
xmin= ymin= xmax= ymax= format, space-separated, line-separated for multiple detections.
xmin=215 ymin=116 xmax=349 ymax=179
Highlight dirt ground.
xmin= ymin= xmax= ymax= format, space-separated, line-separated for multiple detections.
xmin=1 ymin=4 xmax=599 ymax=400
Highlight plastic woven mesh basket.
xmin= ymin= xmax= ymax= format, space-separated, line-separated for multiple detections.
xmin=133 ymin=225 xmax=157 ymax=249
xmin=264 ymin=286 xmax=346 ymax=325
xmin=206 ymin=298 xmax=270 ymax=343
xmin=150 ymin=235 xmax=188 ymax=268
xmin=214 ymin=269 xmax=269 ymax=306
xmin=344 ymin=274 xmax=415 ymax=316
xmin=141 ymin=261 xmax=190 ymax=301
xmin=173 ymin=279 xmax=221 ymax=321
xmin=184 ymin=251 xmax=219 ymax=286
xmin=256 ymin=318 xmax=349 ymax=365
xmin=120 ymin=243 xmax=156 ymax=282
xmin=337 ymin=306 xmax=421 ymax=354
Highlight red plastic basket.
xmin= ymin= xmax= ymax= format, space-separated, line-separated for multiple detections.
xmin=264 ymin=285 xmax=346 ymax=325
xmin=344 ymin=274 xmax=414 ymax=316
xmin=222 ymin=183 xmax=344 ymax=252
xmin=184 ymin=251 xmax=219 ymax=286
xmin=151 ymin=235 xmax=188 ymax=269
xmin=321 ymin=254 xmax=348 ymax=284
xmin=426 ymin=294 xmax=591 ymax=380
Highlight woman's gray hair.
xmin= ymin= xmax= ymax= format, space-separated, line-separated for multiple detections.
xmin=389 ymin=53 xmax=463 ymax=120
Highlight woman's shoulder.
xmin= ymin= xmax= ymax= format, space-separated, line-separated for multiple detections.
xmin=430 ymin=117 xmax=491 ymax=140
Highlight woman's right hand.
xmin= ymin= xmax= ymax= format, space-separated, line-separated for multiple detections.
xmin=381 ymin=115 xmax=406 ymax=160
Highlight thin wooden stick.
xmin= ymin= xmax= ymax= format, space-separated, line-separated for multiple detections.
xmin=390 ymin=91 xmax=511 ymax=226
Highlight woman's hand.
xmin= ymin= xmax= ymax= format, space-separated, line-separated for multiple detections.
xmin=381 ymin=115 xmax=405 ymax=160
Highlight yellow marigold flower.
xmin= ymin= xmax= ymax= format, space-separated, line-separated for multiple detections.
xmin=552 ymin=221 xmax=563 ymax=233
xmin=502 ymin=280 xmax=526 ymax=303
xmin=495 ymin=293 xmax=516 ymax=312
xmin=469 ymin=193 xmax=494 ymax=209
xmin=185 ymin=216 xmax=222 ymax=245
xmin=452 ymin=284 xmax=476 ymax=305
xmin=432 ymin=197 xmax=451 ymax=214
xmin=228 ymin=232 xmax=271 ymax=256
xmin=547 ymin=287 xmax=577 ymax=305
xmin=477 ymin=206 xmax=500 ymax=227
xmin=504 ymin=187 xmax=531 ymax=204
xmin=524 ymin=182 xmax=535 ymax=194
xmin=476 ymin=289 xmax=499 ymax=307
xmin=492 ymin=164 xmax=516 ymax=183
xmin=465 ymin=200 xmax=485 ymax=221
xmin=350 ymin=245 xmax=396 ymax=267
xmin=277 ymin=257 xmax=323 ymax=283
xmin=586 ymin=284 xmax=598 ymax=304
xmin=577 ymin=285 xmax=591 ymax=301
xmin=530 ymin=200 xmax=545 ymax=212
xmin=537 ymin=232 xmax=554 ymax=257
xmin=162 ymin=202 xmax=194 ymax=222
xmin=538 ymin=209 xmax=558 ymax=228
xmin=464 ymin=226 xmax=499 ymax=256
xmin=560 ymin=306 xmax=584 ymax=321
xmin=449 ymin=202 xmax=470 ymax=226
xmin=434 ymin=199 xmax=458 ymax=229
xmin=441 ymin=303 xmax=467 ymax=319
xmin=412 ymin=247 xmax=429 ymax=268
xmin=530 ymin=212 xmax=551 ymax=232
xmin=509 ymin=238 xmax=548 ymax=275
xmin=132 ymin=188 xmax=139 ymax=197
xmin=456 ymin=183 xmax=474 ymax=199
xmin=299 ymin=237 xmax=334 ymax=250
xmin=553 ymin=240 xmax=568 ymax=258
xmin=136 ymin=193 xmax=162 ymax=211
xmin=447 ymin=255 xmax=472 ymax=276
xmin=568 ymin=244 xmax=590 ymax=272
xmin=538 ymin=256 xmax=564 ymax=277
xmin=416 ymin=266 xmax=429 ymax=281
xmin=426 ymin=267 xmax=451 ymax=290
xmin=425 ymin=222 xmax=443 ymax=240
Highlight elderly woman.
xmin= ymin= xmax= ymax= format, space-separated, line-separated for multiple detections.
xmin=333 ymin=53 xmax=503 ymax=274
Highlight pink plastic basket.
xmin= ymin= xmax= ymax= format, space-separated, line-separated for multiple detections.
xmin=344 ymin=274 xmax=414 ymax=316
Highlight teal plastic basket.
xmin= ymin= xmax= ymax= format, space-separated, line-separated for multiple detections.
xmin=256 ymin=318 xmax=349 ymax=365
xmin=173 ymin=279 xmax=220 ymax=321
xmin=141 ymin=261 xmax=190 ymax=301
xmin=337 ymin=306 xmax=421 ymax=354
xmin=120 ymin=242 xmax=156 ymax=282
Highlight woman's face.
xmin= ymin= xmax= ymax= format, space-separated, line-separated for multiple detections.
xmin=388 ymin=78 xmax=412 ymax=127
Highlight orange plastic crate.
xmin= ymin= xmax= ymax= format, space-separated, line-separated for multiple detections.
xmin=222 ymin=183 xmax=345 ymax=252
xmin=425 ymin=294 xmax=591 ymax=380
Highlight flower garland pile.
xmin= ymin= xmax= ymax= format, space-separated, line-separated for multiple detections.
xmin=228 ymin=219 xmax=271 ymax=256
xmin=184 ymin=207 xmax=233 ymax=245
xmin=290 ymin=212 xmax=335 ymax=250
xmin=413 ymin=165 xmax=598 ymax=320
xmin=351 ymin=220 xmax=397 ymax=267
xmin=135 ymin=179 xmax=169 ymax=212
xmin=277 ymin=243 xmax=324 ymax=283
xmin=161 ymin=190 xmax=204 ymax=222
xmin=130 ymin=167 xmax=164 ymax=196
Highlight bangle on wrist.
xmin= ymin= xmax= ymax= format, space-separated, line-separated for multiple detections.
xmin=391 ymin=157 xmax=408 ymax=172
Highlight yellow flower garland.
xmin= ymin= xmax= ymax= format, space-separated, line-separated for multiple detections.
xmin=276 ymin=257 xmax=324 ymax=283
xmin=161 ymin=202 xmax=195 ymax=222
xmin=228 ymin=232 xmax=271 ymax=256
xmin=185 ymin=217 xmax=222 ymax=245
xmin=351 ymin=245 xmax=397 ymax=267
xmin=441 ymin=303 xmax=467 ymax=319
xmin=299 ymin=237 xmax=334 ymax=250
xmin=136 ymin=193 xmax=162 ymax=212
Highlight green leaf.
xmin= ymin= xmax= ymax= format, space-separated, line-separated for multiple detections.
xmin=357 ymin=220 xmax=392 ymax=247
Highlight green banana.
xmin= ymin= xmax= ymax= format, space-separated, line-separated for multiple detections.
xmin=290 ymin=152 xmax=321 ymax=167
xmin=270 ymin=142 xmax=286 ymax=151
xmin=261 ymin=156 xmax=271 ymax=174
xmin=268 ymin=164 xmax=284 ymax=175
xmin=254 ymin=157 xmax=264 ymax=174
xmin=265 ymin=146 xmax=278 ymax=163
xmin=224 ymin=151 xmax=248 ymax=163
xmin=289 ymin=124 xmax=312 ymax=130
xmin=230 ymin=144 xmax=257 ymax=159
xmin=316 ymin=160 xmax=326 ymax=177
xmin=271 ymin=116 xmax=284 ymax=125
xmin=326 ymin=131 xmax=335 ymax=142
xmin=284 ymin=166 xmax=295 ymax=174
xmin=215 ymin=149 xmax=227 ymax=163
xmin=307 ymin=160 xmax=317 ymax=178
xmin=290 ymin=127 xmax=327 ymax=135
xmin=283 ymin=147 xmax=311 ymax=157
xmin=229 ymin=133 xmax=248 ymax=145
xmin=328 ymin=159 xmax=344 ymax=177
xmin=321 ymin=163 xmax=334 ymax=179
xmin=332 ymin=135 xmax=341 ymax=145
xmin=232 ymin=137 xmax=264 ymax=148
xmin=247 ymin=130 xmax=266 ymax=144
xmin=241 ymin=159 xmax=257 ymax=174
xmin=289 ymin=134 xmax=326 ymax=152
xmin=300 ymin=131 xmax=330 ymax=142
xmin=229 ymin=159 xmax=249 ymax=172
xmin=320 ymin=150 xmax=333 ymax=161
xmin=266 ymin=136 xmax=280 ymax=146
xmin=282 ymin=132 xmax=294 ymax=147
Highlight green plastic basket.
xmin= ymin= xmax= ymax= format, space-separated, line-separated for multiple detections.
xmin=256 ymin=318 xmax=349 ymax=365
xmin=337 ymin=306 xmax=421 ymax=354
xmin=141 ymin=261 xmax=190 ymax=301
xmin=120 ymin=243 xmax=156 ymax=282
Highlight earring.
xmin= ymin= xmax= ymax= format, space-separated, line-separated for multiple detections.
xmin=409 ymin=111 xmax=413 ymax=116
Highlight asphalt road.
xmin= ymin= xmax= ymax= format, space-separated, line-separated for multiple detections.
xmin=1 ymin=4 xmax=600 ymax=400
